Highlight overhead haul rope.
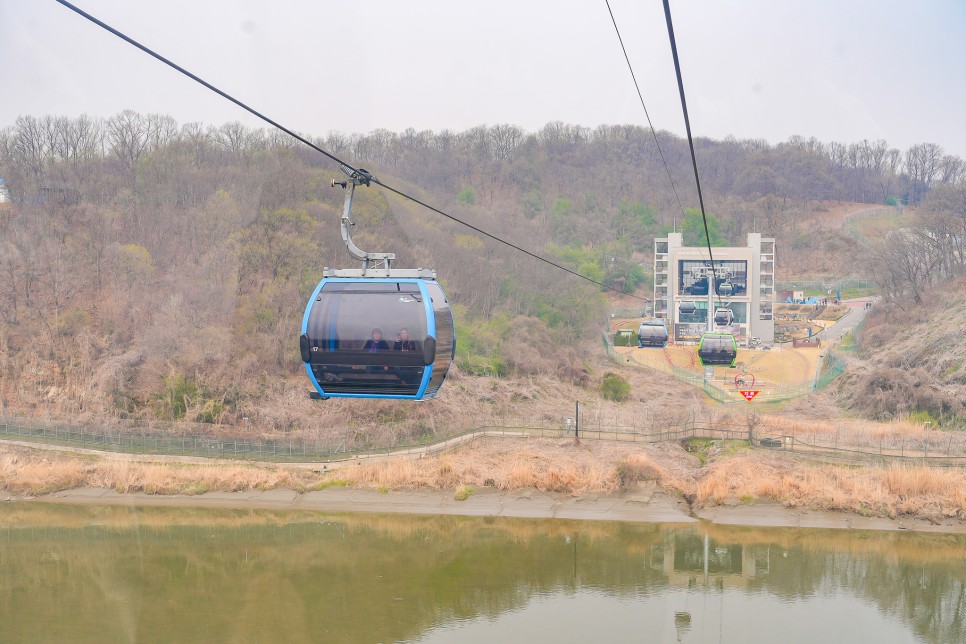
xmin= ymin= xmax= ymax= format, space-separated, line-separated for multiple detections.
xmin=55 ymin=0 xmax=649 ymax=303
xmin=661 ymin=0 xmax=720 ymax=292
xmin=604 ymin=0 xmax=687 ymax=222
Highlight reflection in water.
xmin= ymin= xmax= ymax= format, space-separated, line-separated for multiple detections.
xmin=0 ymin=503 xmax=963 ymax=643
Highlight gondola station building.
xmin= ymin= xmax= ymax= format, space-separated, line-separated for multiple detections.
xmin=653 ymin=232 xmax=775 ymax=346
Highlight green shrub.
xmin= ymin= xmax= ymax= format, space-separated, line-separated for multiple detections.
xmin=458 ymin=355 xmax=508 ymax=377
xmin=56 ymin=308 xmax=91 ymax=337
xmin=601 ymin=372 xmax=631 ymax=402
xmin=552 ymin=198 xmax=572 ymax=217
xmin=308 ymin=479 xmax=350 ymax=491
xmin=161 ymin=374 xmax=199 ymax=420
xmin=457 ymin=186 xmax=476 ymax=205
xmin=907 ymin=410 xmax=937 ymax=426
xmin=196 ymin=398 xmax=223 ymax=424
xmin=614 ymin=331 xmax=635 ymax=347
xmin=159 ymin=373 xmax=223 ymax=423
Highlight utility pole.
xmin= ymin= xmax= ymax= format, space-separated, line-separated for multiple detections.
xmin=574 ymin=400 xmax=581 ymax=446
xmin=924 ymin=421 xmax=931 ymax=460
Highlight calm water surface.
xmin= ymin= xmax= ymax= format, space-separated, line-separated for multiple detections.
xmin=0 ymin=503 xmax=963 ymax=643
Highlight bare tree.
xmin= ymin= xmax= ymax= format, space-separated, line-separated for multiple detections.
xmin=490 ymin=124 xmax=525 ymax=161
xmin=871 ymin=228 xmax=944 ymax=306
xmin=106 ymin=110 xmax=153 ymax=176
xmin=938 ymin=155 xmax=964 ymax=185
xmin=10 ymin=115 xmax=52 ymax=176
xmin=904 ymin=143 xmax=944 ymax=203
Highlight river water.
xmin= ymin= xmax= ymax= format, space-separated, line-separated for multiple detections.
xmin=1 ymin=503 xmax=963 ymax=643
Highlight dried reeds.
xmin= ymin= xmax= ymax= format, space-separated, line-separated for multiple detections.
xmin=694 ymin=453 xmax=966 ymax=521
xmin=0 ymin=447 xmax=297 ymax=496
xmin=3 ymin=434 xmax=965 ymax=526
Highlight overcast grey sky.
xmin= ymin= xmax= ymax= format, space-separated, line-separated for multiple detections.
xmin=2 ymin=0 xmax=965 ymax=157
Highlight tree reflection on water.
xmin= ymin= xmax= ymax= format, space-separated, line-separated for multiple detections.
xmin=0 ymin=504 xmax=962 ymax=643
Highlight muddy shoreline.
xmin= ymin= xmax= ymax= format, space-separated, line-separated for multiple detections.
xmin=7 ymin=485 xmax=965 ymax=534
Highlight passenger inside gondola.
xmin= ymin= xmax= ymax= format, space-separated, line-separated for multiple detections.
xmin=364 ymin=328 xmax=390 ymax=352
xmin=363 ymin=328 xmax=390 ymax=373
xmin=391 ymin=327 xmax=421 ymax=384
xmin=393 ymin=328 xmax=419 ymax=352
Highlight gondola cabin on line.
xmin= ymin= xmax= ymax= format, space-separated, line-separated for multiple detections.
xmin=637 ymin=319 xmax=669 ymax=348
xmin=301 ymin=277 xmax=455 ymax=399
xmin=299 ymin=166 xmax=455 ymax=400
xmin=697 ymin=333 xmax=737 ymax=367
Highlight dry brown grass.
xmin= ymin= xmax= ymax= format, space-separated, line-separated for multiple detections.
xmin=3 ymin=434 xmax=965 ymax=526
xmin=760 ymin=415 xmax=966 ymax=453
xmin=694 ymin=452 xmax=966 ymax=521
xmin=0 ymin=446 xmax=300 ymax=496
xmin=334 ymin=438 xmax=966 ymax=523
xmin=337 ymin=440 xmax=628 ymax=495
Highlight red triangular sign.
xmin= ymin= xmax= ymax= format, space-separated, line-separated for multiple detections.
xmin=740 ymin=390 xmax=760 ymax=401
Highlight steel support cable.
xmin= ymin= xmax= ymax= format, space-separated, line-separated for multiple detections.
xmin=662 ymin=0 xmax=719 ymax=294
xmin=371 ymin=179 xmax=640 ymax=297
xmin=604 ymin=0 xmax=687 ymax=221
xmin=54 ymin=0 xmax=352 ymax=171
xmin=55 ymin=0 xmax=647 ymax=303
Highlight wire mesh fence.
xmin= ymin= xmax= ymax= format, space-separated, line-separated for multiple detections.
xmin=814 ymin=350 xmax=847 ymax=390
xmin=776 ymin=278 xmax=877 ymax=293
xmin=0 ymin=416 xmax=471 ymax=463
xmin=0 ymin=415 xmax=733 ymax=461
xmin=755 ymin=432 xmax=966 ymax=468
xmin=3 ymin=415 xmax=964 ymax=468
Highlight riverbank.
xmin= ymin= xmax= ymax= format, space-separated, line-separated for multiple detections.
xmin=2 ymin=437 xmax=965 ymax=534
xmin=12 ymin=484 xmax=964 ymax=534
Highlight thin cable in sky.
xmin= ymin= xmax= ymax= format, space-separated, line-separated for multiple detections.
xmin=55 ymin=0 xmax=648 ymax=303
xmin=604 ymin=0 xmax=688 ymax=222
xmin=662 ymin=0 xmax=719 ymax=294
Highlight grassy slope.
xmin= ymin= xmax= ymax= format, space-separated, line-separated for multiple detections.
xmin=835 ymin=277 xmax=966 ymax=422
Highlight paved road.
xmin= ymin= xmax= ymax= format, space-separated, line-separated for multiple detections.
xmin=818 ymin=297 xmax=874 ymax=342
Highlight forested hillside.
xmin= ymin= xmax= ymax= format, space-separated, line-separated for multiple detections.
xmin=839 ymin=184 xmax=966 ymax=422
xmin=1 ymin=113 xmax=963 ymax=427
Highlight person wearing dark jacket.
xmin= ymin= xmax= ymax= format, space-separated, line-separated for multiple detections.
xmin=363 ymin=329 xmax=390 ymax=352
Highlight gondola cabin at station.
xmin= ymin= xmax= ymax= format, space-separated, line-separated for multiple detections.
xmin=637 ymin=318 xmax=669 ymax=347
xmin=713 ymin=307 xmax=734 ymax=327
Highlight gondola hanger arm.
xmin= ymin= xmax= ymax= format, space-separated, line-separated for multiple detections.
xmin=333 ymin=166 xmax=394 ymax=270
